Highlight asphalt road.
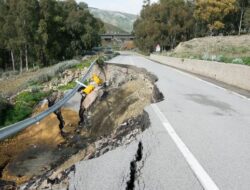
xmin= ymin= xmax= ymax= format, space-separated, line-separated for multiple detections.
xmin=68 ymin=53 xmax=250 ymax=190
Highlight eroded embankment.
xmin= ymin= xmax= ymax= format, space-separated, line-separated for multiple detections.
xmin=0 ymin=63 xmax=163 ymax=189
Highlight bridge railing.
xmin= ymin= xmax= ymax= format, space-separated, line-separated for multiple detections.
xmin=0 ymin=59 xmax=97 ymax=141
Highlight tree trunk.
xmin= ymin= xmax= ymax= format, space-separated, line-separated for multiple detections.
xmin=19 ymin=50 xmax=23 ymax=73
xmin=25 ymin=45 xmax=29 ymax=71
xmin=238 ymin=9 xmax=244 ymax=35
xmin=11 ymin=50 xmax=15 ymax=71
xmin=173 ymin=35 xmax=176 ymax=49
xmin=41 ymin=50 xmax=46 ymax=67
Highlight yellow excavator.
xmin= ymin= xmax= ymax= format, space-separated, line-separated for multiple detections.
xmin=76 ymin=74 xmax=103 ymax=95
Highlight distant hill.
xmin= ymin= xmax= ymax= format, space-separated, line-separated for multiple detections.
xmin=89 ymin=8 xmax=137 ymax=33
xmin=103 ymin=23 xmax=128 ymax=34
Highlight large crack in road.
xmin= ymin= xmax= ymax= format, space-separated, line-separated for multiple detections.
xmin=0 ymin=63 xmax=163 ymax=189
xmin=126 ymin=141 xmax=143 ymax=190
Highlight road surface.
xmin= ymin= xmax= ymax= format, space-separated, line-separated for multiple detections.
xmin=68 ymin=53 xmax=250 ymax=190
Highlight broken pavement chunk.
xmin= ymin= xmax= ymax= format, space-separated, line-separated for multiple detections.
xmin=83 ymin=87 xmax=103 ymax=109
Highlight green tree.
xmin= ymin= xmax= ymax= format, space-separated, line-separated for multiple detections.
xmin=194 ymin=0 xmax=238 ymax=34
xmin=0 ymin=0 xmax=103 ymax=71
xmin=134 ymin=0 xmax=194 ymax=53
xmin=0 ymin=0 xmax=7 ymax=70
xmin=244 ymin=7 xmax=250 ymax=31
xmin=16 ymin=0 xmax=39 ymax=71
xmin=237 ymin=0 xmax=250 ymax=34
xmin=2 ymin=0 xmax=18 ymax=71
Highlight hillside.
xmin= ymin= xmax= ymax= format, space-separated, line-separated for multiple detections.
xmin=104 ymin=22 xmax=128 ymax=34
xmin=167 ymin=35 xmax=250 ymax=65
xmin=89 ymin=7 xmax=137 ymax=33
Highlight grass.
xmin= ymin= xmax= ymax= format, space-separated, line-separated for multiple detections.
xmin=163 ymin=35 xmax=250 ymax=66
xmin=0 ymin=91 xmax=51 ymax=127
xmin=58 ymin=81 xmax=77 ymax=91
xmin=167 ymin=52 xmax=250 ymax=66
xmin=208 ymin=55 xmax=250 ymax=65
xmin=0 ymin=54 xmax=121 ymax=127
xmin=72 ymin=57 xmax=97 ymax=70
xmin=56 ymin=57 xmax=96 ymax=91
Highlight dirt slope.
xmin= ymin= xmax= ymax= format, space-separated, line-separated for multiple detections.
xmin=167 ymin=35 xmax=250 ymax=65
xmin=0 ymin=63 xmax=163 ymax=189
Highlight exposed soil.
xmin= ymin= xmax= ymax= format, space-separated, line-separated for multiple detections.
xmin=0 ymin=70 xmax=41 ymax=97
xmin=168 ymin=34 xmax=250 ymax=60
xmin=0 ymin=63 xmax=163 ymax=189
xmin=0 ymin=104 xmax=79 ymax=185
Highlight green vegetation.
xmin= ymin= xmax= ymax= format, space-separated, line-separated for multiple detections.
xmin=242 ymin=57 xmax=250 ymax=65
xmin=134 ymin=0 xmax=196 ymax=53
xmin=134 ymin=0 xmax=250 ymax=53
xmin=27 ymin=60 xmax=82 ymax=86
xmin=201 ymin=56 xmax=250 ymax=65
xmin=72 ymin=57 xmax=97 ymax=70
xmin=1 ymin=91 xmax=50 ymax=127
xmin=168 ymin=52 xmax=250 ymax=66
xmin=0 ymin=0 xmax=104 ymax=72
xmin=58 ymin=82 xmax=77 ymax=91
xmin=194 ymin=0 xmax=237 ymax=33
xmin=165 ymin=35 xmax=250 ymax=66
xmin=57 ymin=54 xmax=119 ymax=91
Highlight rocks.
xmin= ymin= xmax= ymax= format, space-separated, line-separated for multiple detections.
xmin=43 ymin=67 xmax=88 ymax=90
xmin=62 ymin=70 xmax=74 ymax=85
xmin=1 ymin=63 xmax=164 ymax=189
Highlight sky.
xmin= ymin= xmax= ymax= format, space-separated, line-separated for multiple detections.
xmin=76 ymin=0 xmax=158 ymax=15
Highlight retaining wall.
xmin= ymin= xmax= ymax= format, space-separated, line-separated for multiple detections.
xmin=150 ymin=54 xmax=250 ymax=91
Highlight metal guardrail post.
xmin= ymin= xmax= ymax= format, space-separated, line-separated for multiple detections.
xmin=0 ymin=59 xmax=97 ymax=141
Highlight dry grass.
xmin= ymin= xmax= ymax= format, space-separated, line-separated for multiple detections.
xmin=165 ymin=35 xmax=250 ymax=65
xmin=0 ymin=60 xmax=80 ymax=97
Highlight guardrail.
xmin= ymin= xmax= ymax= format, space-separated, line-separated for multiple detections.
xmin=0 ymin=59 xmax=97 ymax=141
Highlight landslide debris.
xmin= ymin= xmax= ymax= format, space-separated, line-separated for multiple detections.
xmin=0 ymin=63 xmax=163 ymax=189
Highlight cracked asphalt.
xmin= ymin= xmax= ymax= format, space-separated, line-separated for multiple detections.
xmin=67 ymin=52 xmax=250 ymax=190
xmin=68 ymin=105 xmax=202 ymax=190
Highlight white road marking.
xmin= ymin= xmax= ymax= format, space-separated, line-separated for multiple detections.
xmin=173 ymin=68 xmax=250 ymax=101
xmin=151 ymin=104 xmax=219 ymax=190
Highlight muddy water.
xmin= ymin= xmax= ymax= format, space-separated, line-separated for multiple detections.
xmin=0 ymin=64 xmax=163 ymax=188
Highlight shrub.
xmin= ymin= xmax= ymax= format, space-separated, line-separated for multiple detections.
xmin=72 ymin=57 xmax=96 ymax=70
xmin=232 ymin=58 xmax=244 ymax=64
xmin=216 ymin=55 xmax=224 ymax=62
xmin=2 ymin=91 xmax=50 ymax=127
xmin=202 ymin=53 xmax=210 ymax=61
xmin=58 ymin=81 xmax=76 ymax=91
xmin=96 ymin=57 xmax=105 ymax=66
xmin=242 ymin=57 xmax=250 ymax=65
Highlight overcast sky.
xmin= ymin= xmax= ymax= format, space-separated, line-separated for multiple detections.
xmin=76 ymin=0 xmax=158 ymax=15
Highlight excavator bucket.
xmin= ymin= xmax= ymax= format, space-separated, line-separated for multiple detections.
xmin=92 ymin=74 xmax=103 ymax=85
xmin=83 ymin=85 xmax=95 ymax=95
